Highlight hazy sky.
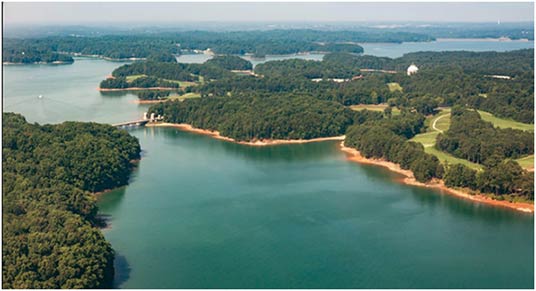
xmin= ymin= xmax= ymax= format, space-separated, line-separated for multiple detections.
xmin=3 ymin=2 xmax=534 ymax=25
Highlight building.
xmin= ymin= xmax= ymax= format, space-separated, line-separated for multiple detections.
xmin=407 ymin=64 xmax=419 ymax=76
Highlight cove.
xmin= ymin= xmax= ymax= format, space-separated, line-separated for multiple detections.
xmin=98 ymin=127 xmax=533 ymax=288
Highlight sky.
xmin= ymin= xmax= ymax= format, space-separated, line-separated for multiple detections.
xmin=3 ymin=2 xmax=534 ymax=25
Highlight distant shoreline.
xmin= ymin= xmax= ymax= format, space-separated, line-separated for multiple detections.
xmin=339 ymin=142 xmax=534 ymax=214
xmin=67 ymin=52 xmax=146 ymax=62
xmin=3 ymin=61 xmax=73 ymax=65
xmin=98 ymin=87 xmax=179 ymax=92
xmin=436 ymin=37 xmax=531 ymax=42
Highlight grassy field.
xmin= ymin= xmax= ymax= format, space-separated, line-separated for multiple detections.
xmin=477 ymin=110 xmax=533 ymax=131
xmin=125 ymin=75 xmax=199 ymax=88
xmin=410 ymin=108 xmax=533 ymax=170
xmin=162 ymin=79 xmax=198 ymax=88
xmin=515 ymin=155 xmax=534 ymax=170
xmin=387 ymin=82 xmax=403 ymax=92
xmin=424 ymin=147 xmax=483 ymax=170
xmin=349 ymin=104 xmax=401 ymax=115
xmin=126 ymin=74 xmax=146 ymax=82
xmin=410 ymin=131 xmax=438 ymax=148
xmin=409 ymin=108 xmax=483 ymax=170
xmin=169 ymin=92 xmax=201 ymax=101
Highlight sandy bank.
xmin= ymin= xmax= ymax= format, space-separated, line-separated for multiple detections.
xmin=146 ymin=122 xmax=345 ymax=146
xmin=340 ymin=142 xmax=534 ymax=213
xmin=98 ymin=87 xmax=179 ymax=92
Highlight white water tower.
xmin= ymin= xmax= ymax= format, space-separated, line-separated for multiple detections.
xmin=407 ymin=64 xmax=419 ymax=76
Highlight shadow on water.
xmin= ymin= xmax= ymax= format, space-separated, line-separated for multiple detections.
xmin=154 ymin=126 xmax=341 ymax=163
xmin=345 ymin=156 xmax=534 ymax=223
xmin=97 ymin=187 xmax=128 ymax=214
xmin=99 ymin=91 xmax=131 ymax=97
xmin=113 ymin=253 xmax=132 ymax=288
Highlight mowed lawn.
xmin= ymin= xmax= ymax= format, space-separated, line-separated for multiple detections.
xmin=516 ymin=155 xmax=534 ymax=170
xmin=410 ymin=108 xmax=483 ymax=170
xmin=410 ymin=108 xmax=533 ymax=170
xmin=163 ymin=79 xmax=198 ymax=88
xmin=477 ymin=110 xmax=534 ymax=131
xmin=126 ymin=75 xmax=200 ymax=88
xmin=349 ymin=104 xmax=401 ymax=115
xmin=478 ymin=110 xmax=533 ymax=170
xmin=126 ymin=74 xmax=146 ymax=82
xmin=169 ymin=92 xmax=201 ymax=101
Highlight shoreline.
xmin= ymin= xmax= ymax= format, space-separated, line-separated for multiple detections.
xmin=3 ymin=61 xmax=73 ymax=65
xmin=146 ymin=122 xmax=345 ymax=146
xmin=142 ymin=122 xmax=532 ymax=213
xmin=67 ymin=52 xmax=146 ymax=62
xmin=131 ymin=99 xmax=168 ymax=104
xmin=339 ymin=142 xmax=534 ymax=213
xmin=98 ymin=87 xmax=179 ymax=92
xmin=436 ymin=37 xmax=530 ymax=42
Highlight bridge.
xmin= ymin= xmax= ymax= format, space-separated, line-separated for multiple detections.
xmin=112 ymin=112 xmax=164 ymax=128
xmin=112 ymin=119 xmax=150 ymax=128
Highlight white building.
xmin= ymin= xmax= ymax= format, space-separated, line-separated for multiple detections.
xmin=407 ymin=64 xmax=419 ymax=76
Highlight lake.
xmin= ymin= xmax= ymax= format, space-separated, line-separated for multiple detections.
xmin=176 ymin=39 xmax=534 ymax=65
xmin=359 ymin=39 xmax=534 ymax=58
xmin=2 ymin=40 xmax=534 ymax=288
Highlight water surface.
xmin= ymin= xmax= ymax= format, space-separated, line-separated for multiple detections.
xmin=3 ymin=57 xmax=147 ymax=124
xmin=98 ymin=127 xmax=533 ymax=288
xmin=176 ymin=40 xmax=535 ymax=66
xmin=359 ymin=39 xmax=534 ymax=58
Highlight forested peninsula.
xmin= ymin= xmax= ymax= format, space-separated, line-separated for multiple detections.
xmin=143 ymin=48 xmax=533 ymax=206
xmin=3 ymin=39 xmax=74 ymax=64
xmin=2 ymin=113 xmax=141 ymax=288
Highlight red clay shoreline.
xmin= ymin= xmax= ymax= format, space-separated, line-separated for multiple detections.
xmin=146 ymin=122 xmax=533 ymax=213
xmin=146 ymin=122 xmax=345 ymax=146
xmin=339 ymin=142 xmax=534 ymax=214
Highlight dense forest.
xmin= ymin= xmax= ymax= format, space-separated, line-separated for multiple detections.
xmin=345 ymin=111 xmax=445 ymax=183
xmin=2 ymin=113 xmax=141 ymax=288
xmin=254 ymin=57 xmax=363 ymax=79
xmin=199 ymin=50 xmax=534 ymax=123
xmin=3 ymin=39 xmax=74 ymax=64
xmin=436 ymin=107 xmax=533 ymax=165
xmin=100 ymin=75 xmax=180 ymax=89
xmin=148 ymin=93 xmax=361 ymax=141
xmin=136 ymin=90 xmax=172 ymax=100
xmin=100 ymin=56 xmax=253 ymax=89
xmin=98 ymin=47 xmax=533 ymax=122
xmin=205 ymin=55 xmax=253 ymax=71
